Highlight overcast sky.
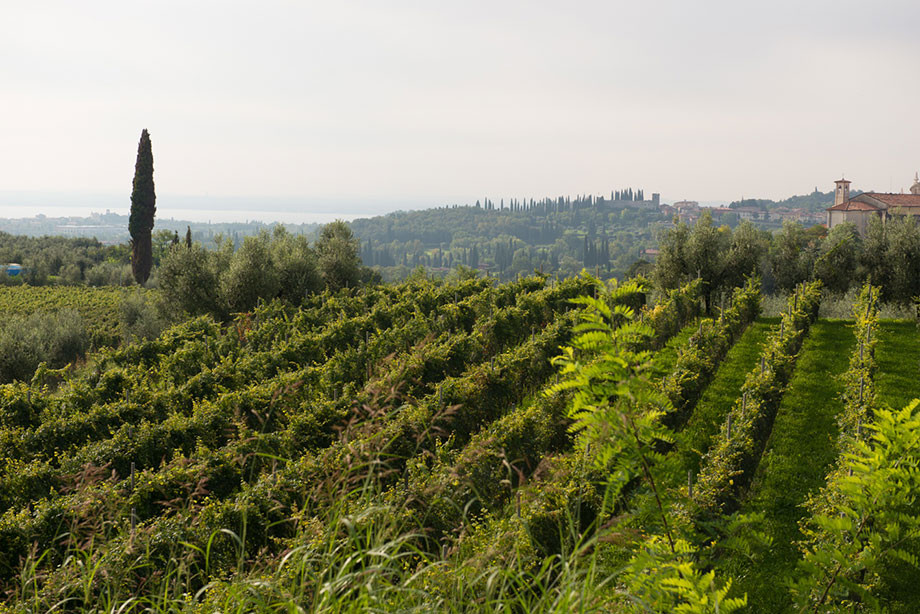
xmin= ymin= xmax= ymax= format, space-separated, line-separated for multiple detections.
xmin=2 ymin=0 xmax=918 ymax=217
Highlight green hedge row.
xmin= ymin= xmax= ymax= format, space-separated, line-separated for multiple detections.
xmin=404 ymin=278 xmax=712 ymax=558
xmin=22 ymin=314 xmax=582 ymax=583
xmin=0 ymin=276 xmax=571 ymax=465
xmin=643 ymin=278 xmax=703 ymax=349
xmin=0 ymin=278 xmax=588 ymax=517
xmin=0 ymin=277 xmax=592 ymax=583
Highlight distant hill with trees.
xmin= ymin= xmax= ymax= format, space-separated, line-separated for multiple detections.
xmin=348 ymin=189 xmax=665 ymax=282
xmin=0 ymin=187 xmax=851 ymax=286
xmin=729 ymin=188 xmax=837 ymax=213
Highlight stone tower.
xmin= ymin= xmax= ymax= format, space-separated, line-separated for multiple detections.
xmin=834 ymin=178 xmax=851 ymax=206
xmin=911 ymin=172 xmax=920 ymax=195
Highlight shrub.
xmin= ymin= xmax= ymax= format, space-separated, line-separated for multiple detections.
xmin=157 ymin=243 xmax=225 ymax=319
xmin=118 ymin=289 xmax=166 ymax=343
xmin=85 ymin=261 xmax=133 ymax=287
xmin=643 ymin=278 xmax=703 ymax=348
xmin=221 ymin=232 xmax=281 ymax=313
xmin=0 ymin=310 xmax=89 ymax=383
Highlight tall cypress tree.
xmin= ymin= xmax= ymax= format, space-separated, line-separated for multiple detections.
xmin=129 ymin=129 xmax=156 ymax=284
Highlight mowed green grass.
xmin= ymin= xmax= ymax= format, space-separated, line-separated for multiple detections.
xmin=730 ymin=320 xmax=854 ymax=612
xmin=675 ymin=318 xmax=778 ymax=476
xmin=876 ymin=320 xmax=920 ymax=411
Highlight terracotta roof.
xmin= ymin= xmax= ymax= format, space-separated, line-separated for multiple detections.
xmin=862 ymin=192 xmax=920 ymax=208
xmin=826 ymin=200 xmax=882 ymax=212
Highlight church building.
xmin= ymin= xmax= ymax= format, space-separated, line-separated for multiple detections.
xmin=826 ymin=174 xmax=920 ymax=235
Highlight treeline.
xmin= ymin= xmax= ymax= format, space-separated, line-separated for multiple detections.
xmin=0 ymin=229 xmax=203 ymax=287
xmin=728 ymin=188 xmax=835 ymax=213
xmin=654 ymin=211 xmax=920 ymax=306
xmin=157 ymin=221 xmax=375 ymax=321
xmin=0 ymin=222 xmax=373 ymax=385
xmin=0 ymin=232 xmax=130 ymax=286
xmin=350 ymin=197 xmax=665 ymax=282
xmin=472 ymin=187 xmax=650 ymax=212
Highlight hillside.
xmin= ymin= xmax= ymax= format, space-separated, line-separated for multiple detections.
xmin=729 ymin=189 xmax=835 ymax=213
xmin=348 ymin=192 xmax=666 ymax=282
xmin=0 ymin=275 xmax=917 ymax=611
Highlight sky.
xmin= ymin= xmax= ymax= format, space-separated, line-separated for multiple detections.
xmin=2 ymin=0 xmax=919 ymax=221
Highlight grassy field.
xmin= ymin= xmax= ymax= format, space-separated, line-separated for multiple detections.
xmin=876 ymin=320 xmax=920 ymax=410
xmin=675 ymin=317 xmax=777 ymax=476
xmin=732 ymin=319 xmax=855 ymax=611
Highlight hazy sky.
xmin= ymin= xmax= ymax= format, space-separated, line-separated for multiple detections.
xmin=2 ymin=0 xmax=919 ymax=217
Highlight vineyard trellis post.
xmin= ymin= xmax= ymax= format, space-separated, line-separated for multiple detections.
xmin=130 ymin=461 xmax=136 ymax=534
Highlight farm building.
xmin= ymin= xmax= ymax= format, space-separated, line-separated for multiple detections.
xmin=826 ymin=174 xmax=920 ymax=235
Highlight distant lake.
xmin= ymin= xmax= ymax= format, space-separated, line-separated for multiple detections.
xmin=0 ymin=205 xmax=360 ymax=225
xmin=0 ymin=191 xmax=460 ymax=225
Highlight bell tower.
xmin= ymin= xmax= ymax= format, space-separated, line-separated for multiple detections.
xmin=910 ymin=172 xmax=920 ymax=195
xmin=834 ymin=177 xmax=851 ymax=206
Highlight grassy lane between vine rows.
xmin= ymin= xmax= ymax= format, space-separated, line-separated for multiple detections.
xmin=674 ymin=317 xmax=777 ymax=477
xmin=875 ymin=320 xmax=920 ymax=411
xmin=647 ymin=321 xmax=699 ymax=382
xmin=728 ymin=319 xmax=854 ymax=612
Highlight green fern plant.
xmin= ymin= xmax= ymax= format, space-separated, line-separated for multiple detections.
xmin=620 ymin=535 xmax=747 ymax=613
xmin=550 ymin=276 xmax=744 ymax=612
xmin=791 ymin=399 xmax=920 ymax=612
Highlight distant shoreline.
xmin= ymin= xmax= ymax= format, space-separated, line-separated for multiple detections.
xmin=0 ymin=206 xmax=359 ymax=225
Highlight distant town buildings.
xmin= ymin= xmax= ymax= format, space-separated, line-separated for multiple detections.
xmin=826 ymin=174 xmax=920 ymax=235
xmin=671 ymin=200 xmax=700 ymax=222
xmin=733 ymin=206 xmax=767 ymax=222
